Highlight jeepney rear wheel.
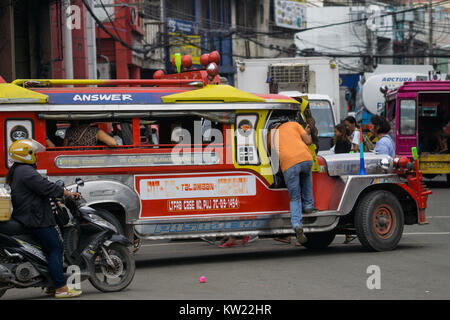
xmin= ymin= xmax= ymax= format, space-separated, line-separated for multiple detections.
xmin=302 ymin=231 xmax=336 ymax=250
xmin=355 ymin=190 xmax=404 ymax=252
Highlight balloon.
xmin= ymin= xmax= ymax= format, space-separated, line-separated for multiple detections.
xmin=209 ymin=51 xmax=220 ymax=64
xmin=200 ymin=54 xmax=210 ymax=66
xmin=153 ymin=70 xmax=165 ymax=79
xmin=181 ymin=55 xmax=192 ymax=69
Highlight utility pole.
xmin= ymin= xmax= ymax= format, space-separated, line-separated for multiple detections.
xmin=408 ymin=0 xmax=414 ymax=64
xmin=63 ymin=0 xmax=74 ymax=79
xmin=365 ymin=2 xmax=377 ymax=72
xmin=428 ymin=0 xmax=433 ymax=66
xmin=161 ymin=0 xmax=170 ymax=73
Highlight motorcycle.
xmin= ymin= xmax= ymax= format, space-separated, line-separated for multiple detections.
xmin=0 ymin=178 xmax=135 ymax=298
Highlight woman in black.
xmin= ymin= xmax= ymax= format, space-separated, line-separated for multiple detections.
xmin=7 ymin=139 xmax=82 ymax=298
xmin=333 ymin=123 xmax=351 ymax=154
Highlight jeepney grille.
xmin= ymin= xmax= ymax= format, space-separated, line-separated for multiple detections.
xmin=269 ymin=65 xmax=309 ymax=84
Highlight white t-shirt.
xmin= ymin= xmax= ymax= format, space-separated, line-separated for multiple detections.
xmin=351 ymin=129 xmax=360 ymax=147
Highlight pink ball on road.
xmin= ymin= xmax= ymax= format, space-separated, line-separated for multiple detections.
xmin=199 ymin=276 xmax=207 ymax=283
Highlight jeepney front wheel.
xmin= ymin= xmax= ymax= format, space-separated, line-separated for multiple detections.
xmin=355 ymin=190 xmax=404 ymax=252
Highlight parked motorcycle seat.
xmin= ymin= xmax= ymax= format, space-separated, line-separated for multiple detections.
xmin=0 ymin=219 xmax=32 ymax=236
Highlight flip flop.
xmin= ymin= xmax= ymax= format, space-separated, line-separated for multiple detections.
xmin=274 ymin=236 xmax=291 ymax=244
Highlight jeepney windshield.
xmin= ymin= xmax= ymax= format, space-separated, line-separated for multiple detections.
xmin=308 ymin=100 xmax=335 ymax=138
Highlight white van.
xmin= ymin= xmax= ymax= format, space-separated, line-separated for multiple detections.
xmin=279 ymin=91 xmax=336 ymax=151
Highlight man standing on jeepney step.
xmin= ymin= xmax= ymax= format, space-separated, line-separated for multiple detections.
xmin=270 ymin=120 xmax=315 ymax=246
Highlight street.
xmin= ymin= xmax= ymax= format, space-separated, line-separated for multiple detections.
xmin=2 ymin=178 xmax=449 ymax=301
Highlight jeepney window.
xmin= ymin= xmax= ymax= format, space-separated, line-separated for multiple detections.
xmin=45 ymin=119 xmax=133 ymax=148
xmin=139 ymin=117 xmax=224 ymax=147
xmin=387 ymin=99 xmax=396 ymax=121
xmin=399 ymin=99 xmax=416 ymax=136
xmin=5 ymin=119 xmax=34 ymax=167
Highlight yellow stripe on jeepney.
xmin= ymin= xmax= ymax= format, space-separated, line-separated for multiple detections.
xmin=11 ymin=79 xmax=110 ymax=87
xmin=0 ymin=83 xmax=48 ymax=104
xmin=161 ymin=85 xmax=266 ymax=103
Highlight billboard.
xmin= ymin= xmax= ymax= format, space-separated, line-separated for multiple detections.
xmin=274 ymin=0 xmax=306 ymax=30
xmin=168 ymin=18 xmax=202 ymax=66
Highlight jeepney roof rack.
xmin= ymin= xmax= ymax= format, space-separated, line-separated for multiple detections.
xmin=11 ymin=79 xmax=205 ymax=88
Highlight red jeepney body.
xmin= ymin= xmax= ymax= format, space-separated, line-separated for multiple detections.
xmin=0 ymin=75 xmax=430 ymax=251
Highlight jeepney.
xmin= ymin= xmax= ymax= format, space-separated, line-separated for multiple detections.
xmin=0 ymin=69 xmax=431 ymax=252
xmin=384 ymin=81 xmax=450 ymax=184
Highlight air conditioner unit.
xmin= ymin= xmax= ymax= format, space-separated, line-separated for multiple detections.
xmin=268 ymin=64 xmax=309 ymax=84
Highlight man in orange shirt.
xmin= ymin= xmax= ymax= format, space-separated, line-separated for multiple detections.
xmin=270 ymin=120 xmax=315 ymax=245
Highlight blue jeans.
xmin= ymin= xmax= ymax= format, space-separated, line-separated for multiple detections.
xmin=32 ymin=226 xmax=66 ymax=289
xmin=282 ymin=161 xmax=314 ymax=229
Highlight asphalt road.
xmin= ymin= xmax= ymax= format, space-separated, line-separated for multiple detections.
xmin=2 ymin=179 xmax=450 ymax=301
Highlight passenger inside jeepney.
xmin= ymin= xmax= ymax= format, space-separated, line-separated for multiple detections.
xmin=418 ymin=104 xmax=450 ymax=155
xmin=63 ymin=120 xmax=118 ymax=147
xmin=45 ymin=120 xmax=64 ymax=148
xmin=421 ymin=126 xmax=447 ymax=154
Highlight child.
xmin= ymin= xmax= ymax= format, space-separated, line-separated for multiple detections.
xmin=344 ymin=116 xmax=360 ymax=152
xmin=332 ymin=123 xmax=351 ymax=154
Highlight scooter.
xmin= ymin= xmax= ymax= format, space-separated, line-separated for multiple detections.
xmin=0 ymin=178 xmax=135 ymax=298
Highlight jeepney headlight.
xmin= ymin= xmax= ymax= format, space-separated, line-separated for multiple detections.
xmin=379 ymin=156 xmax=393 ymax=172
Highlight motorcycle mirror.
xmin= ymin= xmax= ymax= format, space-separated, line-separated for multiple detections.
xmin=75 ymin=178 xmax=84 ymax=187
xmin=55 ymin=180 xmax=65 ymax=188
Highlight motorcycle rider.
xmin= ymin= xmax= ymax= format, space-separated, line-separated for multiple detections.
xmin=6 ymin=139 xmax=82 ymax=298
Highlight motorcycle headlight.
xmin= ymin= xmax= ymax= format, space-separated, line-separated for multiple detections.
xmin=88 ymin=214 xmax=117 ymax=233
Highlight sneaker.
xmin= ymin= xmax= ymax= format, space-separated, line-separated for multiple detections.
xmin=303 ymin=207 xmax=318 ymax=214
xmin=43 ymin=287 xmax=55 ymax=295
xmin=55 ymin=288 xmax=82 ymax=299
xmin=295 ymin=226 xmax=308 ymax=244
xmin=200 ymin=237 xmax=216 ymax=245
xmin=247 ymin=234 xmax=259 ymax=244
xmin=343 ymin=235 xmax=357 ymax=244
xmin=219 ymin=239 xmax=236 ymax=248
xmin=241 ymin=235 xmax=258 ymax=246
